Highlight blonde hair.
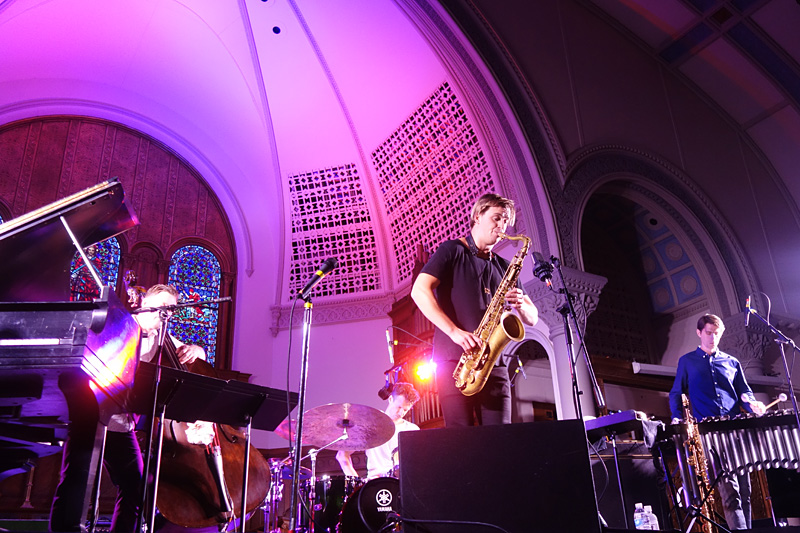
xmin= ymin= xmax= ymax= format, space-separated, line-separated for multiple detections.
xmin=469 ymin=194 xmax=515 ymax=228
xmin=144 ymin=284 xmax=179 ymax=300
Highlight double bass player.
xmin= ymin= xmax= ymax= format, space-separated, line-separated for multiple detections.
xmin=51 ymin=284 xmax=205 ymax=533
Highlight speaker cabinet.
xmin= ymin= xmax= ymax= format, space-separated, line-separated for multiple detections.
xmin=766 ymin=468 xmax=800 ymax=519
xmin=590 ymin=440 xmax=669 ymax=529
xmin=398 ymin=420 xmax=601 ymax=533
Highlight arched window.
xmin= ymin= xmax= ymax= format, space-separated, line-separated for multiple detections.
xmin=69 ymin=238 xmax=121 ymax=301
xmin=168 ymin=245 xmax=222 ymax=365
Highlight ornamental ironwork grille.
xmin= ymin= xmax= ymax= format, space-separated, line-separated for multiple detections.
xmin=69 ymin=238 xmax=121 ymax=302
xmin=168 ymin=245 xmax=222 ymax=366
xmin=372 ymin=82 xmax=495 ymax=282
xmin=288 ymin=163 xmax=380 ymax=298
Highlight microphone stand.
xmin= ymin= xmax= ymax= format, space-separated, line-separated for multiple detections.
xmin=547 ymin=258 xmax=607 ymax=532
xmin=746 ymin=305 xmax=800 ymax=432
xmin=130 ymin=296 xmax=231 ymax=316
xmin=289 ymin=297 xmax=314 ymax=532
xmin=550 ymin=257 xmax=606 ymax=418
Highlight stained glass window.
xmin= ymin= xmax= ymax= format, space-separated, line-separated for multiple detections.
xmin=167 ymin=245 xmax=222 ymax=365
xmin=69 ymin=238 xmax=121 ymax=301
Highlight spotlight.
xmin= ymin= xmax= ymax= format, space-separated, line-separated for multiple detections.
xmin=414 ymin=359 xmax=437 ymax=381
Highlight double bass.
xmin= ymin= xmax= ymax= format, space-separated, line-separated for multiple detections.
xmin=153 ymin=337 xmax=271 ymax=529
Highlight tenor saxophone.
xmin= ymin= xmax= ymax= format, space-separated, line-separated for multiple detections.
xmin=452 ymin=234 xmax=531 ymax=396
xmin=675 ymin=394 xmax=714 ymax=533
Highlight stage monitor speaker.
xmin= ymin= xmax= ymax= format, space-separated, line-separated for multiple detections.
xmin=398 ymin=420 xmax=601 ymax=533
xmin=590 ymin=440 xmax=669 ymax=529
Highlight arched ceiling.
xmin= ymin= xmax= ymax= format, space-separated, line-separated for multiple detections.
xmin=1 ymin=0 xmax=798 ymax=314
xmin=586 ymin=0 xmax=800 ymax=210
xmin=0 ymin=0 xmax=455 ymax=306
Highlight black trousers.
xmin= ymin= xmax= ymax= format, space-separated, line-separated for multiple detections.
xmin=436 ymin=359 xmax=511 ymax=426
xmin=51 ymin=426 xmax=143 ymax=533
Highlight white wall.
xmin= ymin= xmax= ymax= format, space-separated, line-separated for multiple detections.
xmin=242 ymin=315 xmax=394 ymax=449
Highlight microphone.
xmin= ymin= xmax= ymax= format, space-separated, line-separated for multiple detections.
xmin=378 ymin=375 xmax=394 ymax=400
xmin=385 ymin=328 xmax=395 ymax=363
xmin=745 ymin=296 xmax=751 ymax=327
xmin=297 ymin=257 xmax=338 ymax=300
xmin=532 ymin=252 xmax=553 ymax=287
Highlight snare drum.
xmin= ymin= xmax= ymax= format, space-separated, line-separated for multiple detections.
xmin=337 ymin=477 xmax=400 ymax=533
xmin=308 ymin=475 xmax=362 ymax=533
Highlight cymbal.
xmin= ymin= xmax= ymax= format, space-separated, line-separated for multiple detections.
xmin=304 ymin=403 xmax=394 ymax=451
xmin=274 ymin=419 xmax=307 ymax=443
xmin=275 ymin=403 xmax=394 ymax=451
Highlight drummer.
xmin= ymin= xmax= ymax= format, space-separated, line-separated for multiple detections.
xmin=336 ymin=382 xmax=420 ymax=479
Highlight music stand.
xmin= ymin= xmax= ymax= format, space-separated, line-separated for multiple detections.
xmin=131 ymin=362 xmax=298 ymax=533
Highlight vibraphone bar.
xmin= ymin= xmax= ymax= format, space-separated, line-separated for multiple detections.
xmin=698 ymin=410 xmax=800 ymax=477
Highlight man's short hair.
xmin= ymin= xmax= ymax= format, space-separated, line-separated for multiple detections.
xmin=697 ymin=313 xmax=724 ymax=331
xmin=469 ymin=193 xmax=516 ymax=228
xmin=392 ymin=382 xmax=421 ymax=404
xmin=144 ymin=284 xmax=179 ymax=300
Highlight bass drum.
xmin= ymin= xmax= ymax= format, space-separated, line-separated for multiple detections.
xmin=308 ymin=475 xmax=362 ymax=533
xmin=337 ymin=477 xmax=400 ymax=533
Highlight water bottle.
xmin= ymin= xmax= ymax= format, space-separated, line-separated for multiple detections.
xmin=644 ymin=505 xmax=659 ymax=530
xmin=633 ymin=502 xmax=647 ymax=530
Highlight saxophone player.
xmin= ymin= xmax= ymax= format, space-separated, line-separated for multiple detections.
xmin=411 ymin=193 xmax=538 ymax=427
xmin=668 ymin=314 xmax=765 ymax=530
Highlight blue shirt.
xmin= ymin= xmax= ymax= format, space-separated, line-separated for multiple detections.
xmin=669 ymin=347 xmax=755 ymax=420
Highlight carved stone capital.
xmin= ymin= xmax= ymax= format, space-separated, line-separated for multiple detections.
xmin=270 ymin=306 xmax=283 ymax=337
xmin=720 ymin=312 xmax=773 ymax=375
xmin=269 ymin=295 xmax=396 ymax=337
xmin=525 ymin=267 xmax=607 ymax=335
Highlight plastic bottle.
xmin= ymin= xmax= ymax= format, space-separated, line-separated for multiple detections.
xmin=633 ymin=502 xmax=647 ymax=530
xmin=644 ymin=505 xmax=659 ymax=530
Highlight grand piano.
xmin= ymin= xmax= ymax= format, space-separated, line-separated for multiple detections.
xmin=0 ymin=179 xmax=140 ymax=515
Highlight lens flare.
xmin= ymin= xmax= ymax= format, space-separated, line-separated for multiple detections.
xmin=414 ymin=359 xmax=436 ymax=381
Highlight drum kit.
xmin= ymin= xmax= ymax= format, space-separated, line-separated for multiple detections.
xmin=263 ymin=402 xmax=401 ymax=533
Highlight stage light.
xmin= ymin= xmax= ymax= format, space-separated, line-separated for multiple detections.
xmin=414 ymin=359 xmax=436 ymax=381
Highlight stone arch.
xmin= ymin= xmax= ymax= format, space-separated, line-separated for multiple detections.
xmin=567 ymin=147 xmax=757 ymax=366
xmin=505 ymin=327 xmax=557 ymax=422
xmin=567 ymin=146 xmax=756 ymax=317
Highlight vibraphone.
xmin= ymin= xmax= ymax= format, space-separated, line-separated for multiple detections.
xmin=697 ymin=410 xmax=800 ymax=478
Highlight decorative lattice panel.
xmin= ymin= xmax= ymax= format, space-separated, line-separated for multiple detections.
xmin=288 ymin=164 xmax=380 ymax=298
xmin=372 ymin=82 xmax=495 ymax=282
xmin=168 ymin=245 xmax=221 ymax=365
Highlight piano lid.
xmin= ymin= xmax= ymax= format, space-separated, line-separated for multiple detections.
xmin=0 ymin=179 xmax=139 ymax=302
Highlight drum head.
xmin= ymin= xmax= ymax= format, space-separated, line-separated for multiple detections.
xmin=338 ymin=477 xmax=400 ymax=533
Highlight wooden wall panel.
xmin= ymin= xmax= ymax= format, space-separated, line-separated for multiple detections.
xmin=0 ymin=115 xmax=236 ymax=366
xmin=30 ymin=122 xmax=68 ymax=208
xmin=0 ymin=125 xmax=27 ymax=202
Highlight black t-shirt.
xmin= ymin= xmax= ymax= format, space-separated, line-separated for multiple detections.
xmin=420 ymin=239 xmax=522 ymax=362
